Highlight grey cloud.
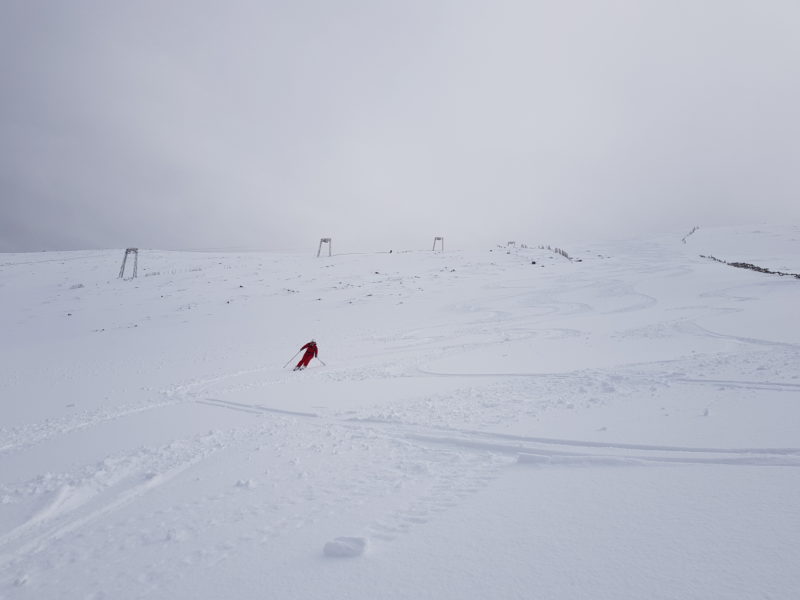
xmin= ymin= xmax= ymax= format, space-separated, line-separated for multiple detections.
xmin=2 ymin=0 xmax=799 ymax=252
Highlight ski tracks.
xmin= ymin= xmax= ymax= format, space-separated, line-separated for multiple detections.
xmin=4 ymin=343 xmax=797 ymax=589
xmin=0 ymin=430 xmax=230 ymax=582
xmin=0 ymin=397 xmax=184 ymax=456
xmin=404 ymin=430 xmax=800 ymax=469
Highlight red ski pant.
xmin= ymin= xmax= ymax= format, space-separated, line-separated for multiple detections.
xmin=296 ymin=350 xmax=315 ymax=368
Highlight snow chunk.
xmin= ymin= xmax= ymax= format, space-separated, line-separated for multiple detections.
xmin=323 ymin=537 xmax=367 ymax=558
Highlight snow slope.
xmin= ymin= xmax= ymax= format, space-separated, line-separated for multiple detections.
xmin=1 ymin=225 xmax=799 ymax=599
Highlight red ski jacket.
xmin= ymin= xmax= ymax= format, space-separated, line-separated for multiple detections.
xmin=300 ymin=342 xmax=318 ymax=358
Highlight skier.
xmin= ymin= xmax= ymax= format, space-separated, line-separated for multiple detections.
xmin=293 ymin=339 xmax=319 ymax=371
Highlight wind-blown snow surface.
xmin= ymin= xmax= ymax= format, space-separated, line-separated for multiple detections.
xmin=1 ymin=226 xmax=799 ymax=599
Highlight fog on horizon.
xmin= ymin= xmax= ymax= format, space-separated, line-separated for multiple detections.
xmin=2 ymin=0 xmax=799 ymax=253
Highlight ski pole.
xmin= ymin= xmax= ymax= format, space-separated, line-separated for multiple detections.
xmin=283 ymin=350 xmax=302 ymax=369
xmin=316 ymin=357 xmax=326 ymax=366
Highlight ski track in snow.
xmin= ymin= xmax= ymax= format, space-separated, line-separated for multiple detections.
xmin=0 ymin=430 xmax=229 ymax=570
xmin=3 ymin=330 xmax=798 ymax=574
xmin=0 ymin=398 xmax=184 ymax=456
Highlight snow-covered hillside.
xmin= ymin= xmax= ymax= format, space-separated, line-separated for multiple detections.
xmin=1 ymin=226 xmax=799 ymax=599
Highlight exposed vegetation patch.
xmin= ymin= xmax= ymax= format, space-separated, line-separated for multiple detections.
xmin=701 ymin=255 xmax=800 ymax=279
xmin=682 ymin=226 xmax=700 ymax=244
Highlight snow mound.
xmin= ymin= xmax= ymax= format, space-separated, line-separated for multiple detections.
xmin=323 ymin=536 xmax=367 ymax=558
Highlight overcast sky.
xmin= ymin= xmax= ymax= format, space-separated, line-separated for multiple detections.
xmin=2 ymin=0 xmax=799 ymax=253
